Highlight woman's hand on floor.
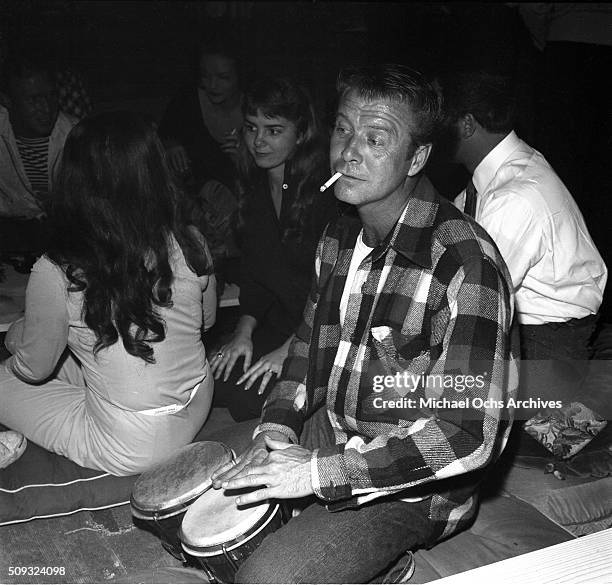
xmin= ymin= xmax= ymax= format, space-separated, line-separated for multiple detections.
xmin=236 ymin=337 xmax=293 ymax=394
xmin=166 ymin=144 xmax=190 ymax=174
xmin=210 ymin=332 xmax=254 ymax=382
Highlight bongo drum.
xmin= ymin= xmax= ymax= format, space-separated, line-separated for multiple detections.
xmin=179 ymin=486 xmax=283 ymax=583
xmin=130 ymin=441 xmax=234 ymax=560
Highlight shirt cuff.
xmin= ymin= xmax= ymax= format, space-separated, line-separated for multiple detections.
xmin=310 ymin=444 xmax=353 ymax=502
xmin=253 ymin=422 xmax=299 ymax=445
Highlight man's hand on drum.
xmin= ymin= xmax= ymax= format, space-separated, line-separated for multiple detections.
xmin=211 ymin=432 xmax=313 ymax=504
xmin=212 ymin=431 xmax=274 ymax=486
xmin=236 ymin=335 xmax=293 ymax=395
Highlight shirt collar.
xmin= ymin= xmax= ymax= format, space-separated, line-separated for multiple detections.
xmin=472 ymin=130 xmax=521 ymax=194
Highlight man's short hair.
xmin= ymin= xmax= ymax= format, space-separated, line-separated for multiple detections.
xmin=441 ymin=69 xmax=516 ymax=134
xmin=337 ymin=64 xmax=443 ymax=147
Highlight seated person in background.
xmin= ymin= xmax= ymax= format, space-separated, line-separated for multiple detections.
xmin=159 ymin=31 xmax=244 ymax=286
xmin=0 ymin=112 xmax=217 ymax=476
xmin=212 ymin=64 xmax=518 ymax=584
xmin=0 ymin=54 xmax=77 ymax=219
xmin=1 ymin=40 xmax=93 ymax=120
xmin=209 ymin=77 xmax=338 ymax=422
xmin=158 ymin=29 xmax=244 ymax=193
xmin=182 ymin=177 xmax=240 ymax=285
xmin=441 ymin=69 xmax=608 ymax=418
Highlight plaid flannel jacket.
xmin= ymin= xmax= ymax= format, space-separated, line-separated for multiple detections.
xmin=257 ymin=175 xmax=518 ymax=538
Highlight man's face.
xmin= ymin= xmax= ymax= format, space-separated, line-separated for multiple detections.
xmin=9 ymin=73 xmax=58 ymax=138
xmin=329 ymin=89 xmax=416 ymax=209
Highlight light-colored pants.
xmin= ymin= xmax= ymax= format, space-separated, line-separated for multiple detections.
xmin=0 ymin=352 xmax=213 ymax=476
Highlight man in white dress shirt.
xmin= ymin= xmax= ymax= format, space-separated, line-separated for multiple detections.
xmin=441 ymin=69 xmax=607 ymax=417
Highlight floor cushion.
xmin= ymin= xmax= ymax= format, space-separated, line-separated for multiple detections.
xmin=411 ymin=493 xmax=574 ymax=583
xmin=497 ymin=455 xmax=612 ymax=536
xmin=0 ymin=429 xmax=135 ymax=526
xmin=491 ymin=426 xmax=612 ymax=536
xmin=0 ymin=332 xmax=136 ymax=525
xmin=0 ymin=410 xmax=258 ymax=526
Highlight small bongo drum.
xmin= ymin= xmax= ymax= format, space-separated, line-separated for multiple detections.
xmin=179 ymin=487 xmax=283 ymax=583
xmin=130 ymin=441 xmax=234 ymax=560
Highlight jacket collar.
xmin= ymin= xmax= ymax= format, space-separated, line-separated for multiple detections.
xmin=335 ymin=174 xmax=441 ymax=270
xmin=370 ymin=174 xmax=439 ymax=269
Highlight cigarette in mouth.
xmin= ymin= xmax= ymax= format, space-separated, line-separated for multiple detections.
xmin=320 ymin=172 xmax=343 ymax=192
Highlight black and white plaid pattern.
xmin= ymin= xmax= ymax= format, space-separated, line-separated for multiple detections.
xmin=257 ymin=175 xmax=518 ymax=538
xmin=57 ymin=69 xmax=92 ymax=121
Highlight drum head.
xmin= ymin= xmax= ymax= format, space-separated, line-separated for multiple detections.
xmin=180 ymin=486 xmax=271 ymax=549
xmin=131 ymin=441 xmax=233 ymax=517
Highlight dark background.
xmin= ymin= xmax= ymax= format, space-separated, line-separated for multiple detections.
xmin=1 ymin=0 xmax=610 ymax=315
xmin=0 ymin=2 xmax=536 ymax=127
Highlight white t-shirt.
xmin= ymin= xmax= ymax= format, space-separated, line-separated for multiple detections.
xmin=339 ymin=229 xmax=374 ymax=325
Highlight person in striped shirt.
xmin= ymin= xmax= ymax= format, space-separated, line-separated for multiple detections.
xmin=0 ymin=54 xmax=77 ymax=219
xmin=212 ymin=64 xmax=519 ymax=584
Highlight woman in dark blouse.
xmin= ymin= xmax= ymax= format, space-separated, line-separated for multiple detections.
xmin=209 ymin=77 xmax=337 ymax=421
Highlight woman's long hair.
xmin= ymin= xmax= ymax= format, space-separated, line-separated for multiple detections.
xmin=235 ymin=77 xmax=329 ymax=241
xmin=47 ymin=112 xmax=212 ymax=363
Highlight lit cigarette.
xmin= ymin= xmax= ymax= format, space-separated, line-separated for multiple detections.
xmin=320 ymin=172 xmax=342 ymax=192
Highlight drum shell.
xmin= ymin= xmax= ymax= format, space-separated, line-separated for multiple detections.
xmin=180 ymin=503 xmax=282 ymax=583
xmin=131 ymin=502 xmax=195 ymax=560
xmin=130 ymin=441 xmax=234 ymax=560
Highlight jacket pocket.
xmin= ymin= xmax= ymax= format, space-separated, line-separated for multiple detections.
xmin=370 ymin=325 xmax=431 ymax=375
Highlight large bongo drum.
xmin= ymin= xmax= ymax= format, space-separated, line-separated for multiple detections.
xmin=179 ymin=486 xmax=283 ymax=583
xmin=130 ymin=441 xmax=234 ymax=560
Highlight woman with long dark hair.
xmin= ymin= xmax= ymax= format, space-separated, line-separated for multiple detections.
xmin=0 ymin=112 xmax=216 ymax=475
xmin=209 ymin=77 xmax=338 ymax=421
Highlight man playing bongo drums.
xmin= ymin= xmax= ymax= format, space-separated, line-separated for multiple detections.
xmin=212 ymin=64 xmax=519 ymax=584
